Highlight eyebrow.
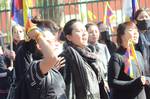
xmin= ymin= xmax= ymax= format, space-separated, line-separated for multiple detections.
xmin=73 ymin=28 xmax=82 ymax=32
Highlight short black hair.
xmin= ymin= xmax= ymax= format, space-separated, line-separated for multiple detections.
xmin=31 ymin=16 xmax=60 ymax=34
xmin=63 ymin=19 xmax=81 ymax=36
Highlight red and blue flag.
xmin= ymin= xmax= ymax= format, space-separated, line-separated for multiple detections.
xmin=11 ymin=0 xmax=24 ymax=26
xmin=103 ymin=2 xmax=116 ymax=31
xmin=124 ymin=41 xmax=139 ymax=78
xmin=11 ymin=0 xmax=32 ymax=26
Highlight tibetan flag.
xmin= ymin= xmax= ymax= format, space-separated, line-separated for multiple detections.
xmin=25 ymin=19 xmax=37 ymax=33
xmin=11 ymin=0 xmax=32 ymax=26
xmin=103 ymin=2 xmax=116 ymax=31
xmin=124 ymin=42 xmax=138 ymax=78
xmin=131 ymin=0 xmax=139 ymax=20
xmin=124 ymin=49 xmax=134 ymax=78
xmin=123 ymin=0 xmax=139 ymax=21
xmin=87 ymin=10 xmax=96 ymax=21
xmin=11 ymin=0 xmax=23 ymax=26
xmin=129 ymin=42 xmax=137 ymax=60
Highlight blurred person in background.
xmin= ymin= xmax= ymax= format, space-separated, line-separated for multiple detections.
xmin=97 ymin=21 xmax=117 ymax=55
xmin=134 ymin=8 xmax=150 ymax=99
xmin=86 ymin=22 xmax=110 ymax=99
xmin=0 ymin=46 xmax=12 ymax=99
xmin=1 ymin=25 xmax=25 ymax=99
xmin=4 ymin=25 xmax=25 ymax=68
xmin=146 ymin=8 xmax=150 ymax=16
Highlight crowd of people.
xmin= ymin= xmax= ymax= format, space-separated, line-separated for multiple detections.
xmin=0 ymin=8 xmax=150 ymax=99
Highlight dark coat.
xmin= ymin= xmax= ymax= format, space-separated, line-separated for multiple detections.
xmin=0 ymin=55 xmax=11 ymax=99
xmin=108 ymin=47 xmax=148 ymax=99
xmin=14 ymin=40 xmax=67 ymax=99
xmin=59 ymin=44 xmax=100 ymax=99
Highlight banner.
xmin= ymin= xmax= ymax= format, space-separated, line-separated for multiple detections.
xmin=11 ymin=0 xmax=32 ymax=26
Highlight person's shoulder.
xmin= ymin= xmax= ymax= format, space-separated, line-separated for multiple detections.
xmin=97 ymin=42 xmax=106 ymax=47
xmin=96 ymin=43 xmax=107 ymax=50
xmin=135 ymin=50 xmax=141 ymax=54
xmin=135 ymin=50 xmax=143 ymax=58
xmin=59 ymin=50 xmax=66 ymax=58
xmin=110 ymin=52 xmax=123 ymax=61
xmin=59 ymin=46 xmax=72 ymax=57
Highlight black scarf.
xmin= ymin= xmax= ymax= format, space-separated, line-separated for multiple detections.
xmin=71 ymin=44 xmax=97 ymax=63
xmin=61 ymin=42 xmax=100 ymax=99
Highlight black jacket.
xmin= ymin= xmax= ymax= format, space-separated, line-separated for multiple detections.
xmin=108 ymin=46 xmax=150 ymax=99
xmin=14 ymin=40 xmax=67 ymax=99
xmin=59 ymin=43 xmax=100 ymax=99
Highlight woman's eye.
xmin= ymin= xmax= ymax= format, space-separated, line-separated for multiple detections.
xmin=75 ymin=30 xmax=82 ymax=32
xmin=89 ymin=32 xmax=93 ymax=34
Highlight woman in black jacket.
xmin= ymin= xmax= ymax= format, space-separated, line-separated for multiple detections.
xmin=11 ymin=19 xmax=67 ymax=99
xmin=59 ymin=19 xmax=101 ymax=99
xmin=108 ymin=21 xmax=150 ymax=99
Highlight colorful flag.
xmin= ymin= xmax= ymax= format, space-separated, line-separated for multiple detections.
xmin=11 ymin=0 xmax=32 ymax=26
xmin=123 ymin=0 xmax=139 ymax=21
xmin=23 ymin=0 xmax=32 ymax=26
xmin=124 ymin=41 xmax=139 ymax=78
xmin=131 ymin=0 xmax=139 ymax=20
xmin=124 ymin=49 xmax=134 ymax=78
xmin=25 ymin=19 xmax=37 ymax=33
xmin=87 ymin=10 xmax=96 ymax=21
xmin=103 ymin=2 xmax=116 ymax=31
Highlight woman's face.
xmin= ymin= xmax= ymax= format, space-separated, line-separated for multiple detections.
xmin=98 ymin=23 xmax=108 ymax=33
xmin=87 ymin=25 xmax=100 ymax=44
xmin=137 ymin=11 xmax=150 ymax=21
xmin=122 ymin=24 xmax=139 ymax=44
xmin=66 ymin=21 xmax=88 ymax=48
xmin=37 ymin=30 xmax=63 ymax=56
xmin=13 ymin=26 xmax=24 ymax=42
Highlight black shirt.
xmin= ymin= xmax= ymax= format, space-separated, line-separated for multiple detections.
xmin=14 ymin=40 xmax=67 ymax=99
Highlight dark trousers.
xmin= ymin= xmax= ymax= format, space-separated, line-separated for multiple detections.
xmin=145 ymin=86 xmax=150 ymax=99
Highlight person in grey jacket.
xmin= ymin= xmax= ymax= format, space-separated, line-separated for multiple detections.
xmin=134 ymin=8 xmax=150 ymax=99
xmin=86 ymin=22 xmax=110 ymax=83
xmin=86 ymin=22 xmax=110 ymax=99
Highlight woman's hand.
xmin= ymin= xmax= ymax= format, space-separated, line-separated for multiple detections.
xmin=141 ymin=76 xmax=146 ymax=85
xmin=26 ymin=19 xmax=42 ymax=41
xmin=104 ymin=81 xmax=110 ymax=92
xmin=27 ymin=29 xmax=42 ymax=41
xmin=4 ymin=49 xmax=16 ymax=60
xmin=54 ymin=56 xmax=65 ymax=70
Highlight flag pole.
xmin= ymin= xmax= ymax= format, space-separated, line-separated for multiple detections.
xmin=8 ymin=0 xmax=14 ymax=70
